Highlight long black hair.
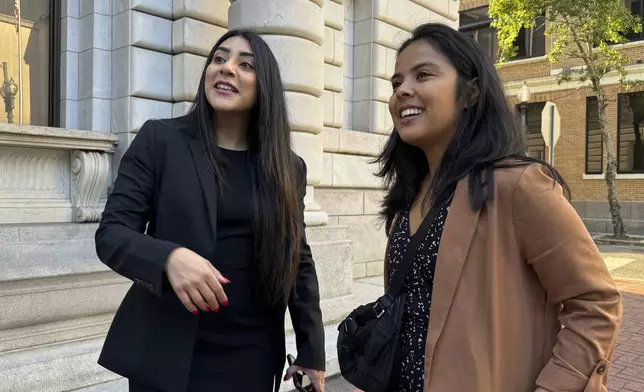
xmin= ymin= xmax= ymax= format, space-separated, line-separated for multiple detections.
xmin=187 ymin=29 xmax=300 ymax=306
xmin=375 ymin=23 xmax=569 ymax=231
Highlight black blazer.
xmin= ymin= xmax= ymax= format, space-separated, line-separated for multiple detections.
xmin=95 ymin=115 xmax=325 ymax=392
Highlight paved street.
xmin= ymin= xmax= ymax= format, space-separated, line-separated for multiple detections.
xmin=327 ymin=245 xmax=644 ymax=392
xmin=326 ymin=376 xmax=354 ymax=392
xmin=608 ymin=288 xmax=644 ymax=391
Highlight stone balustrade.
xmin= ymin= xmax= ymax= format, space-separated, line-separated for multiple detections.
xmin=0 ymin=124 xmax=122 ymax=391
xmin=0 ymin=123 xmax=117 ymax=225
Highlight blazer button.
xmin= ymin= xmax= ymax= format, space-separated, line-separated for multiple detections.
xmin=597 ymin=364 xmax=606 ymax=375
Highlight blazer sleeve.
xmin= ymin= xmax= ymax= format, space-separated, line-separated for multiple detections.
xmin=95 ymin=120 xmax=181 ymax=298
xmin=513 ymin=164 xmax=622 ymax=392
xmin=288 ymin=157 xmax=326 ymax=371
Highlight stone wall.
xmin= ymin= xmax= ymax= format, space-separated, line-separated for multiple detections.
xmin=316 ymin=0 xmax=460 ymax=278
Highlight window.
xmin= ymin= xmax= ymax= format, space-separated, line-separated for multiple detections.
xmin=516 ymin=102 xmax=547 ymax=160
xmin=459 ymin=6 xmax=546 ymax=61
xmin=626 ymin=0 xmax=644 ymax=42
xmin=585 ymin=97 xmax=604 ymax=174
xmin=617 ymin=92 xmax=644 ymax=173
xmin=0 ymin=0 xmax=60 ymax=127
xmin=459 ymin=6 xmax=499 ymax=62
xmin=515 ymin=15 xmax=546 ymax=59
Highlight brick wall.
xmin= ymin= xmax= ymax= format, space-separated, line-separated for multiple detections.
xmin=507 ymin=86 xmax=644 ymax=201
xmin=461 ymin=1 xmax=644 ymax=202
xmin=498 ymin=59 xmax=552 ymax=81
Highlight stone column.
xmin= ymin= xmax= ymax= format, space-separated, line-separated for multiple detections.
xmin=228 ymin=0 xmax=328 ymax=227
xmin=229 ymin=1 xmax=354 ymax=332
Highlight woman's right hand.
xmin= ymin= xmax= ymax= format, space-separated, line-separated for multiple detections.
xmin=165 ymin=247 xmax=229 ymax=314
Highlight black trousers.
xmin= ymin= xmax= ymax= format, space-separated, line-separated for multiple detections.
xmin=129 ymin=382 xmax=158 ymax=392
xmin=128 ymin=339 xmax=275 ymax=392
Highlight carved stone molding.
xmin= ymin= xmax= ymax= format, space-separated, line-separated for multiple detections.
xmin=71 ymin=150 xmax=110 ymax=223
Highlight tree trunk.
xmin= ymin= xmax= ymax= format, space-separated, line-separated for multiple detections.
xmin=596 ymin=92 xmax=627 ymax=238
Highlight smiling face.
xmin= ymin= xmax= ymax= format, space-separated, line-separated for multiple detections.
xmin=204 ymin=36 xmax=257 ymax=113
xmin=389 ymin=40 xmax=461 ymax=150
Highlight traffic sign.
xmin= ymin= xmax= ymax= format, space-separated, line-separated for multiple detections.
xmin=541 ymin=101 xmax=560 ymax=147
xmin=541 ymin=102 xmax=560 ymax=165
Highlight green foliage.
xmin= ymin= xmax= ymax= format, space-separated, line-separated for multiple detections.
xmin=489 ymin=0 xmax=642 ymax=85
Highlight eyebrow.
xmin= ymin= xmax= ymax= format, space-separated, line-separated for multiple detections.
xmin=390 ymin=61 xmax=439 ymax=82
xmin=216 ymin=46 xmax=254 ymax=58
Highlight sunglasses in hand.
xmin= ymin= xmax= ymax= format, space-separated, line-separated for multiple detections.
xmin=286 ymin=354 xmax=315 ymax=392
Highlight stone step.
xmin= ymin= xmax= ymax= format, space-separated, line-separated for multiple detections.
xmin=0 ymin=238 xmax=104 ymax=281
xmin=68 ymin=378 xmax=126 ymax=392
xmin=0 ymin=223 xmax=350 ymax=245
xmin=2 ymin=324 xmax=342 ymax=392
xmin=0 ymin=223 xmax=98 ymax=243
xmin=0 ymin=337 xmax=116 ymax=392
xmin=0 ymin=224 xmax=351 ymax=282
xmin=306 ymin=224 xmax=349 ymax=243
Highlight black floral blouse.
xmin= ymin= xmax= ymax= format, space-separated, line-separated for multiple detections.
xmin=386 ymin=204 xmax=450 ymax=392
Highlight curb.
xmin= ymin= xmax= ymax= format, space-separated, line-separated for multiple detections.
xmin=594 ymin=238 xmax=644 ymax=248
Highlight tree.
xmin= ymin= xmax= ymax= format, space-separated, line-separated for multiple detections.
xmin=489 ymin=0 xmax=642 ymax=238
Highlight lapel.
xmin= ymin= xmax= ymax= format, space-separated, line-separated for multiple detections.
xmin=424 ymin=175 xmax=481 ymax=370
xmin=188 ymin=136 xmax=218 ymax=245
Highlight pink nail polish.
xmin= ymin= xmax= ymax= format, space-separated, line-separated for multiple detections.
xmin=224 ymin=278 xmax=231 ymax=284
xmin=191 ymin=310 xmax=198 ymax=315
xmin=222 ymin=300 xmax=228 ymax=307
xmin=213 ymin=307 xmax=219 ymax=312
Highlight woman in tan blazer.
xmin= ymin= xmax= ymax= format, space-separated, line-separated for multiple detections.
xmin=370 ymin=23 xmax=622 ymax=392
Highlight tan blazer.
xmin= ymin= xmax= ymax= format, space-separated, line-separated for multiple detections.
xmin=384 ymin=164 xmax=622 ymax=392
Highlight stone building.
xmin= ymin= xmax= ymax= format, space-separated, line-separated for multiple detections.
xmin=0 ymin=0 xmax=458 ymax=390
xmin=460 ymin=0 xmax=644 ymax=234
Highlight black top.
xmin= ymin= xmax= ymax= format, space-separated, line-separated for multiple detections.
xmin=197 ymin=148 xmax=272 ymax=347
xmin=387 ymin=204 xmax=450 ymax=392
xmin=94 ymin=115 xmax=325 ymax=392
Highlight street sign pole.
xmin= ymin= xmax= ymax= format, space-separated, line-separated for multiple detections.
xmin=541 ymin=101 xmax=560 ymax=166
xmin=549 ymin=104 xmax=555 ymax=166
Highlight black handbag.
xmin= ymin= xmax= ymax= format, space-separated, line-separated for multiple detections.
xmin=336 ymin=204 xmax=446 ymax=392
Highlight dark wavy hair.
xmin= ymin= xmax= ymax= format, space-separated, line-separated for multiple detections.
xmin=187 ymin=29 xmax=300 ymax=306
xmin=375 ymin=23 xmax=570 ymax=231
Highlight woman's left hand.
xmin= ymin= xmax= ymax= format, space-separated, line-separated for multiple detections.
xmin=284 ymin=365 xmax=324 ymax=392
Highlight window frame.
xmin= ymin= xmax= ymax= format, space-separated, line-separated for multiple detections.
xmin=459 ymin=5 xmax=498 ymax=61
xmin=513 ymin=15 xmax=547 ymax=60
xmin=616 ymin=92 xmax=644 ymax=174
xmin=626 ymin=0 xmax=644 ymax=42
xmin=48 ymin=0 xmax=61 ymax=127
xmin=515 ymin=101 xmax=547 ymax=161
xmin=1 ymin=0 xmax=60 ymax=127
xmin=585 ymin=97 xmax=604 ymax=175
xmin=459 ymin=6 xmax=546 ymax=61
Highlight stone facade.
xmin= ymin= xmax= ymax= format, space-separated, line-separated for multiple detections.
xmin=0 ymin=0 xmax=458 ymax=391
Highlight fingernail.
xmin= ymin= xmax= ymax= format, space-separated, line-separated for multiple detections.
xmin=205 ymin=307 xmax=211 ymax=312
xmin=213 ymin=307 xmax=219 ymax=312
xmin=191 ymin=310 xmax=198 ymax=315
xmin=222 ymin=300 xmax=228 ymax=307
xmin=224 ymin=278 xmax=231 ymax=284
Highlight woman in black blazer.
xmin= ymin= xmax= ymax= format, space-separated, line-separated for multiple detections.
xmin=95 ymin=29 xmax=325 ymax=392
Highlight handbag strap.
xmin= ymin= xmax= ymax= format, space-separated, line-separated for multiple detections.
xmin=389 ymin=195 xmax=453 ymax=297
